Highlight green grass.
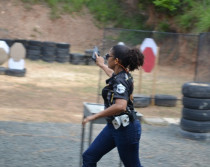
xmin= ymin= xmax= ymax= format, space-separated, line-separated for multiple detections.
xmin=21 ymin=0 xmax=148 ymax=29
xmin=20 ymin=0 xmax=210 ymax=33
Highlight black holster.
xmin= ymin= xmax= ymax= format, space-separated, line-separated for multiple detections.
xmin=127 ymin=112 xmax=137 ymax=122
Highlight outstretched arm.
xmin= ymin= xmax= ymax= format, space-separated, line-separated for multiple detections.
xmin=95 ymin=53 xmax=113 ymax=77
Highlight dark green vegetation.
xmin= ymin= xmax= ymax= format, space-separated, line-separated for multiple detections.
xmin=21 ymin=0 xmax=210 ymax=33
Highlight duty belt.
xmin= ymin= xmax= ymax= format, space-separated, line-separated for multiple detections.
xmin=106 ymin=112 xmax=137 ymax=124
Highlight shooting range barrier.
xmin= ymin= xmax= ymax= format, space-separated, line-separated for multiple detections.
xmin=180 ymin=82 xmax=210 ymax=140
xmin=1 ymin=30 xmax=209 ymax=82
xmin=1 ymin=28 xmax=207 ymax=106
xmin=1 ymin=29 xmax=209 ymax=103
xmin=0 ymin=39 xmax=96 ymax=65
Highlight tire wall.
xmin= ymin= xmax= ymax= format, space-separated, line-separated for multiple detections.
xmin=180 ymin=82 xmax=210 ymax=140
xmin=0 ymin=39 xmax=99 ymax=66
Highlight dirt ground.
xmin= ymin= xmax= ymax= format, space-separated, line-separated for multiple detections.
xmin=0 ymin=0 xmax=103 ymax=52
xmin=0 ymin=0 xmax=194 ymax=124
xmin=0 ymin=60 xmax=97 ymax=123
xmin=0 ymin=59 xmax=191 ymax=124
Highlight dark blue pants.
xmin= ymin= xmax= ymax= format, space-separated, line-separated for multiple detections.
xmin=82 ymin=120 xmax=142 ymax=167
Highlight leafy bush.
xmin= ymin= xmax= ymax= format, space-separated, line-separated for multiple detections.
xmin=195 ymin=5 xmax=210 ymax=32
xmin=177 ymin=1 xmax=210 ymax=33
xmin=156 ymin=20 xmax=171 ymax=32
xmin=86 ymin=0 xmax=121 ymax=23
xmin=21 ymin=0 xmax=210 ymax=33
xmin=153 ymin=0 xmax=180 ymax=12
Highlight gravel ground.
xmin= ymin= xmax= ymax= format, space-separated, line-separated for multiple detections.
xmin=0 ymin=121 xmax=210 ymax=167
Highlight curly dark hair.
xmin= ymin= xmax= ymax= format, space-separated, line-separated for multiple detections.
xmin=111 ymin=45 xmax=144 ymax=72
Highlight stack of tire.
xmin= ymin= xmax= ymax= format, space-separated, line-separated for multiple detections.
xmin=42 ymin=42 xmax=56 ymax=63
xmin=180 ymin=82 xmax=210 ymax=140
xmin=133 ymin=94 xmax=177 ymax=108
xmin=56 ymin=43 xmax=70 ymax=63
xmin=70 ymin=53 xmax=86 ymax=65
xmin=27 ymin=40 xmax=42 ymax=61
xmin=133 ymin=94 xmax=151 ymax=108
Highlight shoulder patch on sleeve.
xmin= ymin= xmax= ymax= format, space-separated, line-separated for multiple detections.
xmin=116 ymin=84 xmax=126 ymax=94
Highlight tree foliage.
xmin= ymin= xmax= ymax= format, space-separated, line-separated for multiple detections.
xmin=152 ymin=0 xmax=180 ymax=12
xmin=21 ymin=0 xmax=210 ymax=33
xmin=177 ymin=0 xmax=210 ymax=32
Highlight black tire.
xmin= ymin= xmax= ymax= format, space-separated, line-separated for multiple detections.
xmin=180 ymin=118 xmax=210 ymax=133
xmin=43 ymin=41 xmax=56 ymax=47
xmin=27 ymin=49 xmax=41 ymax=56
xmin=133 ymin=94 xmax=151 ymax=108
xmin=179 ymin=128 xmax=210 ymax=141
xmin=0 ymin=67 xmax=6 ymax=75
xmin=5 ymin=69 xmax=26 ymax=77
xmin=56 ymin=57 xmax=69 ymax=63
xmin=182 ymin=107 xmax=210 ymax=121
xmin=27 ymin=45 xmax=41 ymax=50
xmin=85 ymin=49 xmax=94 ymax=56
xmin=69 ymin=54 xmax=73 ymax=62
xmin=28 ymin=40 xmax=42 ymax=46
xmin=56 ymin=54 xmax=69 ymax=59
xmin=56 ymin=48 xmax=69 ymax=54
xmin=154 ymin=94 xmax=177 ymax=107
xmin=70 ymin=53 xmax=86 ymax=65
xmin=42 ymin=50 xmax=56 ymax=56
xmin=27 ymin=54 xmax=40 ymax=61
xmin=183 ymin=96 xmax=210 ymax=110
xmin=56 ymin=53 xmax=69 ymax=57
xmin=42 ymin=46 xmax=56 ymax=51
xmin=56 ymin=43 xmax=70 ymax=49
xmin=42 ymin=55 xmax=55 ymax=63
xmin=182 ymin=82 xmax=210 ymax=98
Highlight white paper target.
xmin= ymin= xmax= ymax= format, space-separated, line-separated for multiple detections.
xmin=0 ymin=48 xmax=8 ymax=65
xmin=0 ymin=40 xmax=9 ymax=54
xmin=10 ymin=42 xmax=26 ymax=61
xmin=140 ymin=38 xmax=158 ymax=56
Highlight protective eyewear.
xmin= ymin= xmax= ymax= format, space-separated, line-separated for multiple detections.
xmin=104 ymin=54 xmax=114 ymax=60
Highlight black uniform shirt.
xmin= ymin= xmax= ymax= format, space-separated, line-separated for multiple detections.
xmin=102 ymin=70 xmax=135 ymax=118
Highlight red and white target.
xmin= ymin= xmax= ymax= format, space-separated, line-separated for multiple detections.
xmin=140 ymin=38 xmax=158 ymax=73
